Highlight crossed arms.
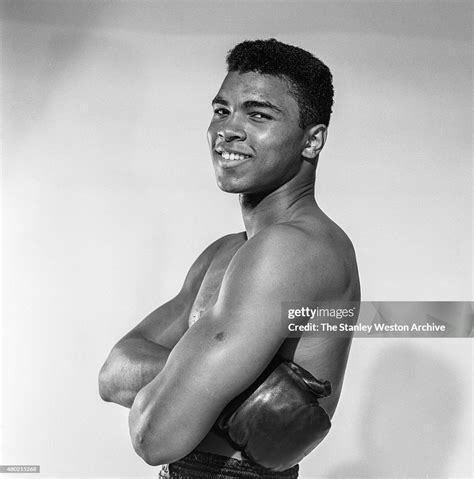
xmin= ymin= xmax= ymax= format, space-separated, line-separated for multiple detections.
xmin=99 ymin=226 xmax=352 ymax=465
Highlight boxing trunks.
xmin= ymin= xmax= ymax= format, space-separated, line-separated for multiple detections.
xmin=164 ymin=451 xmax=299 ymax=479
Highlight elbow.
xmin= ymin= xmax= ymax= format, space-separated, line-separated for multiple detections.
xmin=131 ymin=425 xmax=193 ymax=466
xmin=98 ymin=360 xmax=134 ymax=408
xmin=129 ymin=385 xmax=198 ymax=466
xmin=131 ymin=431 xmax=162 ymax=466
xmin=133 ymin=438 xmax=164 ymax=466
xmin=129 ymin=394 xmax=166 ymax=466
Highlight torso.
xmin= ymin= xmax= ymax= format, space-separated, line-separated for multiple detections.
xmin=187 ymin=210 xmax=360 ymax=458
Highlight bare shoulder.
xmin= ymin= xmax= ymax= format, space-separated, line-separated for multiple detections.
xmin=237 ymin=218 xmax=359 ymax=301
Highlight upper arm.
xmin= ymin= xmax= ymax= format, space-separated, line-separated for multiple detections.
xmin=129 ymin=226 xmax=349 ymax=464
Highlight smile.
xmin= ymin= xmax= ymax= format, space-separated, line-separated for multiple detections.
xmin=216 ymin=149 xmax=252 ymax=161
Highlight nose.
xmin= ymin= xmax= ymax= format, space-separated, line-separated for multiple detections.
xmin=217 ymin=115 xmax=246 ymax=142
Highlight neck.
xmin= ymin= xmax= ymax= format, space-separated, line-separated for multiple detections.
xmin=240 ymin=161 xmax=318 ymax=239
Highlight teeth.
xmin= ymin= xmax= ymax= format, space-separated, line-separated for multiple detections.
xmin=219 ymin=151 xmax=249 ymax=161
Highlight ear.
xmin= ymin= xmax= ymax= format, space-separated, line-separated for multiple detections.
xmin=302 ymin=125 xmax=327 ymax=159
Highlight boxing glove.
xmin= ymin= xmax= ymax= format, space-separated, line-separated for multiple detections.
xmin=214 ymin=356 xmax=332 ymax=471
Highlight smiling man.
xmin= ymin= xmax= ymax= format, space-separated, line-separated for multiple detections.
xmin=99 ymin=39 xmax=360 ymax=478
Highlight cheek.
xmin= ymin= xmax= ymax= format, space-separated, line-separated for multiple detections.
xmin=257 ymin=130 xmax=302 ymax=163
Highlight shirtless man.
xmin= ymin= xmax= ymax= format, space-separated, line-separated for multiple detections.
xmin=99 ymin=39 xmax=360 ymax=478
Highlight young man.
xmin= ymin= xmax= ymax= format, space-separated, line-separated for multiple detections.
xmin=99 ymin=39 xmax=360 ymax=478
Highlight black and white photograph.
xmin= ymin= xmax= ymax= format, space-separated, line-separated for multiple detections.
xmin=1 ymin=1 xmax=472 ymax=478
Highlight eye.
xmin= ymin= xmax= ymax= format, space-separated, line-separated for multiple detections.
xmin=250 ymin=112 xmax=272 ymax=120
xmin=213 ymin=107 xmax=229 ymax=116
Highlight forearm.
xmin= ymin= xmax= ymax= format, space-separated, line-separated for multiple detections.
xmin=99 ymin=336 xmax=171 ymax=408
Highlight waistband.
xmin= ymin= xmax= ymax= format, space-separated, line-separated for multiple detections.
xmin=167 ymin=451 xmax=299 ymax=479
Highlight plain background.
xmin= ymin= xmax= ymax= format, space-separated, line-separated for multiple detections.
xmin=1 ymin=1 xmax=472 ymax=477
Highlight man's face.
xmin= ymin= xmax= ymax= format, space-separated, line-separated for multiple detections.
xmin=207 ymin=71 xmax=306 ymax=194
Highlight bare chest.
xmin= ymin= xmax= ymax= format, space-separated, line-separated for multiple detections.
xmin=188 ymin=242 xmax=243 ymax=328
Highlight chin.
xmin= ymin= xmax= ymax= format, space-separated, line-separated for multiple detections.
xmin=216 ymin=180 xmax=245 ymax=194
xmin=216 ymin=176 xmax=274 ymax=195
xmin=214 ymin=172 xmax=244 ymax=194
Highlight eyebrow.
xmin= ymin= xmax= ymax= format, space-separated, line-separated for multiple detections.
xmin=243 ymin=100 xmax=283 ymax=113
xmin=211 ymin=96 xmax=229 ymax=106
xmin=212 ymin=96 xmax=283 ymax=114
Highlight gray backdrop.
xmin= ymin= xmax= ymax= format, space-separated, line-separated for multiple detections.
xmin=1 ymin=1 xmax=472 ymax=478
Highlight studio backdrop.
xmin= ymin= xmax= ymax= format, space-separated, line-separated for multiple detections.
xmin=1 ymin=1 xmax=472 ymax=478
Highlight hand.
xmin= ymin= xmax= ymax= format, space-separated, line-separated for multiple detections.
xmin=214 ymin=357 xmax=332 ymax=471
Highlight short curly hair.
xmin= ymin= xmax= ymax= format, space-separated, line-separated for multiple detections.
xmin=226 ymin=39 xmax=334 ymax=128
